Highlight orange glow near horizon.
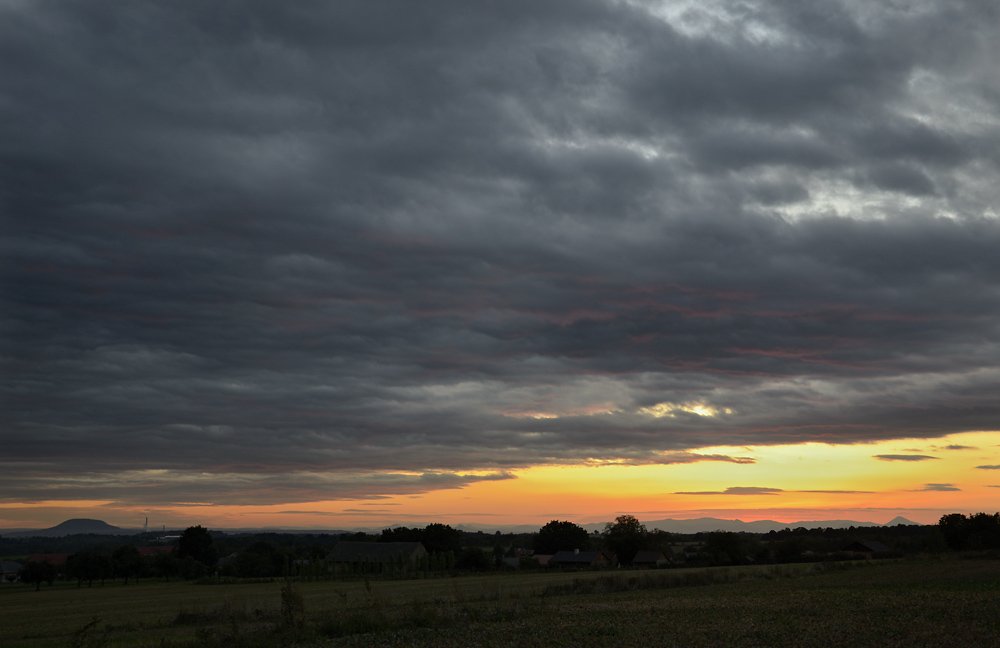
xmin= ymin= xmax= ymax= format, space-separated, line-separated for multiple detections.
xmin=4 ymin=432 xmax=1000 ymax=531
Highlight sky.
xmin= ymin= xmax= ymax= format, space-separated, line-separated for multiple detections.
xmin=3 ymin=0 xmax=1000 ymax=532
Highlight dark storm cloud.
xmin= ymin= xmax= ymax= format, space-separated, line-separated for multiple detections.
xmin=3 ymin=0 xmax=1000 ymax=506
xmin=0 ymin=467 xmax=517 ymax=507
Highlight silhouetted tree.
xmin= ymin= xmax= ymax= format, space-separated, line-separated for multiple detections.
xmin=233 ymin=542 xmax=278 ymax=578
xmin=940 ymin=512 xmax=1000 ymax=551
xmin=938 ymin=513 xmax=970 ymax=550
xmin=381 ymin=526 xmax=422 ymax=543
xmin=422 ymin=523 xmax=462 ymax=554
xmin=95 ymin=553 xmax=113 ymax=585
xmin=603 ymin=515 xmax=647 ymax=565
xmin=774 ymin=536 xmax=806 ymax=563
xmin=179 ymin=555 xmax=210 ymax=580
xmin=67 ymin=551 xmax=107 ymax=587
xmin=20 ymin=561 xmax=57 ymax=591
xmin=177 ymin=525 xmax=218 ymax=568
xmin=966 ymin=512 xmax=1000 ymax=550
xmin=493 ymin=541 xmax=507 ymax=566
xmin=113 ymin=546 xmax=145 ymax=585
xmin=153 ymin=551 xmax=180 ymax=582
xmin=533 ymin=520 xmax=591 ymax=554
xmin=701 ymin=531 xmax=753 ymax=565
xmin=648 ymin=529 xmax=674 ymax=557
xmin=455 ymin=547 xmax=492 ymax=571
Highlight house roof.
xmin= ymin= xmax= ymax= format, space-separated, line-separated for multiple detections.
xmin=1 ymin=560 xmax=23 ymax=574
xmin=844 ymin=540 xmax=891 ymax=553
xmin=326 ymin=541 xmax=427 ymax=562
xmin=632 ymin=550 xmax=667 ymax=563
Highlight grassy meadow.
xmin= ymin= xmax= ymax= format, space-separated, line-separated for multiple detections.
xmin=4 ymin=557 xmax=1000 ymax=647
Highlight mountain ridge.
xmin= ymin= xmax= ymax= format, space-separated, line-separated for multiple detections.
xmin=455 ymin=516 xmax=924 ymax=535
xmin=2 ymin=516 xmax=925 ymax=537
xmin=1 ymin=518 xmax=136 ymax=537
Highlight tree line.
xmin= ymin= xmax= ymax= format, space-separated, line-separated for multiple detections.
xmin=11 ymin=512 xmax=999 ymax=589
xmin=937 ymin=512 xmax=1000 ymax=551
xmin=18 ymin=525 xmax=223 ymax=590
xmin=526 ymin=513 xmax=987 ymax=566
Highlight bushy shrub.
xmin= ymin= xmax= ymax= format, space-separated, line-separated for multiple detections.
xmin=280 ymin=582 xmax=305 ymax=629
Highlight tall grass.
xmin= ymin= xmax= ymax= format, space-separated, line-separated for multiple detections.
xmin=541 ymin=560 xmax=863 ymax=596
xmin=68 ymin=617 xmax=107 ymax=648
xmin=8 ymin=557 xmax=980 ymax=648
xmin=315 ymin=577 xmax=525 ymax=638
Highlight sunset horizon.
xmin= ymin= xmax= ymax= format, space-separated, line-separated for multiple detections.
xmin=5 ymin=430 xmax=998 ymax=532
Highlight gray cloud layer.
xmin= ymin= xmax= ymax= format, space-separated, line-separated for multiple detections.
xmin=3 ymin=0 xmax=1000 ymax=506
xmin=918 ymin=484 xmax=961 ymax=492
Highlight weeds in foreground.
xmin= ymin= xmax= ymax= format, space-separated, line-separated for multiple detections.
xmin=317 ymin=578 xmax=404 ymax=637
xmin=315 ymin=577 xmax=525 ymax=639
xmin=168 ymin=592 xmax=281 ymax=648
xmin=174 ymin=594 xmax=274 ymax=626
xmin=280 ymin=581 xmax=306 ymax=629
xmin=70 ymin=617 xmax=108 ymax=648
xmin=39 ymin=560 xmax=914 ymax=648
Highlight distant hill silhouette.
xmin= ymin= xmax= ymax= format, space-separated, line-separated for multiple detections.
xmin=1 ymin=516 xmax=926 ymax=538
xmin=885 ymin=516 xmax=920 ymax=526
xmin=2 ymin=518 xmax=137 ymax=537
xmin=457 ymin=516 xmax=926 ymax=535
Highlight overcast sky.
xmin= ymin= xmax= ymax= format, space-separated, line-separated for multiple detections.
xmin=3 ymin=0 xmax=1000 ymax=516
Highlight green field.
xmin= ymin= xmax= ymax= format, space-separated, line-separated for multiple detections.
xmin=4 ymin=558 xmax=1000 ymax=647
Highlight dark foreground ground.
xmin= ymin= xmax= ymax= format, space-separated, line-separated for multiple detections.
xmin=4 ymin=557 xmax=999 ymax=647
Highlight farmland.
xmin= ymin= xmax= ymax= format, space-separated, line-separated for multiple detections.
xmin=4 ymin=557 xmax=1000 ymax=647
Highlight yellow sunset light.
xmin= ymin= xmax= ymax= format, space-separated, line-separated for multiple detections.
xmin=7 ymin=432 xmax=999 ymax=530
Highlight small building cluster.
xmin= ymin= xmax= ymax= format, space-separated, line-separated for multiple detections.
xmin=1 ymin=560 xmax=23 ymax=584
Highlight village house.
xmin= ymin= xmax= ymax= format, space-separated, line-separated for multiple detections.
xmin=842 ymin=540 xmax=891 ymax=558
xmin=631 ymin=550 xmax=670 ymax=568
xmin=1 ymin=560 xmax=23 ymax=584
xmin=502 ymin=547 xmax=537 ymax=569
